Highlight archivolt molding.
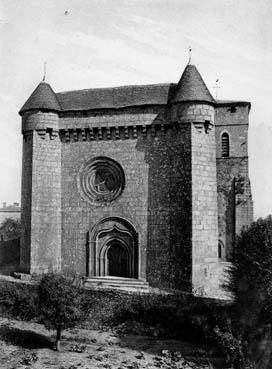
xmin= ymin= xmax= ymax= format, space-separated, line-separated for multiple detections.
xmin=88 ymin=216 xmax=139 ymax=278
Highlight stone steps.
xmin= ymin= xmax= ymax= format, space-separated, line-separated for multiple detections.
xmin=84 ymin=276 xmax=149 ymax=292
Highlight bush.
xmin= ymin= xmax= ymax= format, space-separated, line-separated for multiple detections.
xmin=0 ymin=281 xmax=37 ymax=320
xmin=227 ymin=216 xmax=272 ymax=333
xmin=226 ymin=215 xmax=272 ymax=366
xmin=0 ymin=278 xmax=239 ymax=362
xmin=214 ymin=326 xmax=246 ymax=368
xmin=0 ymin=218 xmax=21 ymax=240
xmin=81 ymin=289 xmax=230 ymax=345
xmin=38 ymin=274 xmax=84 ymax=351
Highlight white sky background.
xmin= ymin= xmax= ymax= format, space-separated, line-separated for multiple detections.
xmin=0 ymin=0 xmax=271 ymax=219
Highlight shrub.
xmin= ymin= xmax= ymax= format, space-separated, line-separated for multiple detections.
xmin=37 ymin=274 xmax=84 ymax=351
xmin=0 ymin=218 xmax=21 ymax=240
xmin=214 ymin=326 xmax=246 ymax=368
xmin=226 ymin=215 xmax=272 ymax=366
xmin=227 ymin=216 xmax=272 ymax=335
xmin=0 ymin=281 xmax=37 ymax=320
xmin=87 ymin=290 xmax=229 ymax=344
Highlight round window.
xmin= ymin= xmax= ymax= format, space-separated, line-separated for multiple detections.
xmin=78 ymin=157 xmax=125 ymax=204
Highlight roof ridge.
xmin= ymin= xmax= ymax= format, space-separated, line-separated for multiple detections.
xmin=216 ymin=99 xmax=250 ymax=104
xmin=56 ymin=82 xmax=176 ymax=95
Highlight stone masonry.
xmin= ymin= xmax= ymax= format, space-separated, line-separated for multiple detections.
xmin=18 ymin=62 xmax=253 ymax=296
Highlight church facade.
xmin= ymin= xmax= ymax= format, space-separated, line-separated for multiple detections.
xmin=19 ymin=62 xmax=253 ymax=295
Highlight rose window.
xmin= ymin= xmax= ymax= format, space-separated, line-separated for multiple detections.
xmin=78 ymin=157 xmax=125 ymax=204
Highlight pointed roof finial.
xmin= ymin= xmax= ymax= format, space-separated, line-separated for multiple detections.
xmin=213 ymin=78 xmax=220 ymax=99
xmin=42 ymin=62 xmax=47 ymax=82
xmin=188 ymin=46 xmax=192 ymax=65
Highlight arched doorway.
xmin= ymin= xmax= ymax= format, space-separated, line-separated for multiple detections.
xmin=107 ymin=241 xmax=129 ymax=277
xmin=89 ymin=217 xmax=139 ymax=279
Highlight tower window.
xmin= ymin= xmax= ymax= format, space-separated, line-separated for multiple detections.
xmin=221 ymin=133 xmax=230 ymax=157
xmin=204 ymin=120 xmax=210 ymax=133
xmin=218 ymin=241 xmax=224 ymax=260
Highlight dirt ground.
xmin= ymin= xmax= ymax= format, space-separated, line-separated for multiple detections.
xmin=0 ymin=317 xmax=224 ymax=369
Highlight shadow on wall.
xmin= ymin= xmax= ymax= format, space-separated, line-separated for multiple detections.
xmin=135 ymin=116 xmax=192 ymax=290
xmin=0 ymin=238 xmax=20 ymax=275
xmin=225 ymin=178 xmax=235 ymax=260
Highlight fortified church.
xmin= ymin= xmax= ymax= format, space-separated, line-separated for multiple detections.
xmin=19 ymin=59 xmax=253 ymax=296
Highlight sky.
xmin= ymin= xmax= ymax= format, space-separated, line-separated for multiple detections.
xmin=0 ymin=0 xmax=271 ymax=219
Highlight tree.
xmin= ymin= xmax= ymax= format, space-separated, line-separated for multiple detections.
xmin=38 ymin=274 xmax=84 ymax=351
xmin=0 ymin=218 xmax=21 ymax=240
xmin=227 ymin=215 xmax=272 ymax=338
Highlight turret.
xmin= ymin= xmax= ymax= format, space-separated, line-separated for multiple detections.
xmin=19 ymin=81 xmax=61 ymax=136
xmin=171 ymin=62 xmax=219 ymax=296
xmin=171 ymin=64 xmax=215 ymax=129
xmin=19 ymin=81 xmax=62 ymax=274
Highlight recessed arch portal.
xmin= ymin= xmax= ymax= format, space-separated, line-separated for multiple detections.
xmin=88 ymin=217 xmax=139 ymax=278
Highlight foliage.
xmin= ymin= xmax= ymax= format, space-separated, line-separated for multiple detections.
xmin=224 ymin=215 xmax=272 ymax=367
xmin=214 ymin=325 xmax=246 ymax=368
xmin=0 ymin=278 xmax=246 ymax=363
xmin=82 ymin=288 xmax=229 ymax=344
xmin=38 ymin=273 xmax=84 ymax=331
xmin=227 ymin=216 xmax=272 ymax=335
xmin=37 ymin=273 xmax=84 ymax=349
xmin=0 ymin=218 xmax=21 ymax=240
xmin=0 ymin=281 xmax=38 ymax=320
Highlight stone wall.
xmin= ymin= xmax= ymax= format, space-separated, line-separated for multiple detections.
xmin=215 ymin=104 xmax=249 ymax=126
xmin=60 ymin=107 xmax=192 ymax=290
xmin=215 ymin=105 xmax=249 ymax=159
xmin=215 ymin=104 xmax=253 ymax=260
xmin=20 ymin=111 xmax=62 ymax=274
xmin=20 ymin=132 xmax=33 ymax=273
xmin=59 ymin=106 xmax=168 ymax=130
xmin=171 ymin=103 xmax=214 ymax=124
xmin=61 ymin=133 xmax=149 ymax=279
xmin=217 ymin=157 xmax=253 ymax=259
xmin=191 ymin=120 xmax=219 ymax=296
xmin=172 ymin=101 xmax=219 ymax=295
xmin=145 ymin=125 xmax=192 ymax=290
xmin=19 ymin=100 xmax=253 ymax=296
xmin=30 ymin=129 xmax=61 ymax=273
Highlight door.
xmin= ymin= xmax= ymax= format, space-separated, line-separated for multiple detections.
xmin=107 ymin=242 xmax=129 ymax=277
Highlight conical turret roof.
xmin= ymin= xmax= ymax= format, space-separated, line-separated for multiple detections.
xmin=19 ymin=81 xmax=61 ymax=115
xmin=172 ymin=64 xmax=215 ymax=104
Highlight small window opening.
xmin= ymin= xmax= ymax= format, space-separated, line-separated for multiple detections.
xmin=221 ymin=132 xmax=229 ymax=157
xmin=230 ymin=105 xmax=237 ymax=113
xmin=218 ymin=242 xmax=222 ymax=259
xmin=204 ymin=120 xmax=210 ymax=133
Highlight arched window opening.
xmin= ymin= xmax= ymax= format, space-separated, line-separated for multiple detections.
xmin=218 ymin=242 xmax=223 ymax=260
xmin=221 ymin=133 xmax=230 ymax=157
